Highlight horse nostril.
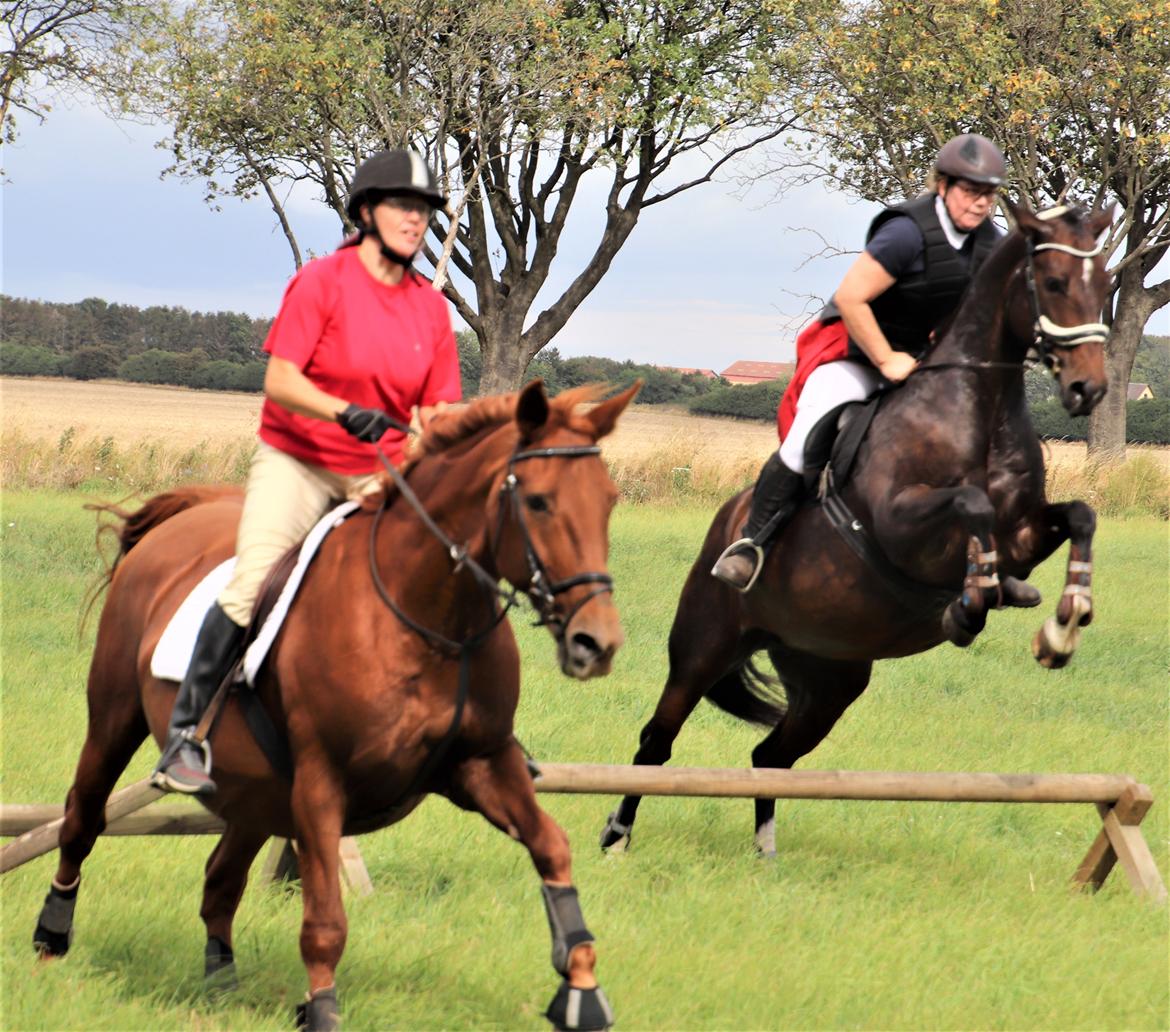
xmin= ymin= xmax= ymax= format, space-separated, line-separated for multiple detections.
xmin=570 ymin=632 xmax=603 ymax=662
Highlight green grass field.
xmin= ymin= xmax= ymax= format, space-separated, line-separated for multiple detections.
xmin=1 ymin=491 xmax=1167 ymax=1031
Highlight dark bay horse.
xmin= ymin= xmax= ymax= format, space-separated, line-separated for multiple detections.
xmin=599 ymin=199 xmax=1114 ymax=857
xmin=34 ymin=380 xmax=638 ymax=1031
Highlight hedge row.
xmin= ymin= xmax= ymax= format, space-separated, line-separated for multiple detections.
xmin=689 ymin=377 xmax=1170 ymax=444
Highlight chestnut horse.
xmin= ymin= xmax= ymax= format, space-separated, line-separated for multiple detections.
xmin=600 ymin=199 xmax=1114 ymax=857
xmin=34 ymin=381 xmax=638 ymax=1031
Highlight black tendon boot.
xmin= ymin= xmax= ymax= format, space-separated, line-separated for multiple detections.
xmin=711 ymin=452 xmax=805 ymax=593
xmin=152 ymin=603 xmax=246 ymax=795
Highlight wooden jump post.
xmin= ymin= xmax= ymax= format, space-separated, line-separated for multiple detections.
xmin=1 ymin=765 xmax=1163 ymax=902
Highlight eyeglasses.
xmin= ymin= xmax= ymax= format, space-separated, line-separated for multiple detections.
xmin=378 ymin=195 xmax=432 ymax=216
xmin=952 ymin=179 xmax=998 ymax=200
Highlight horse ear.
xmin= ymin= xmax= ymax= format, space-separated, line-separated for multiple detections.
xmin=1087 ymin=203 xmax=1115 ymax=239
xmin=515 ymin=379 xmax=550 ymax=440
xmin=584 ymin=380 xmax=642 ymax=440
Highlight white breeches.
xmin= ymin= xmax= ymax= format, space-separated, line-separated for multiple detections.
xmin=778 ymin=360 xmax=883 ymax=473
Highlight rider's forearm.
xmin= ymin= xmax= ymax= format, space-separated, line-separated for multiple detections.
xmin=264 ymin=357 xmax=349 ymax=423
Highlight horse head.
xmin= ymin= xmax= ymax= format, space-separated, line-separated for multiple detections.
xmin=489 ymin=379 xmax=641 ymax=680
xmin=1001 ymin=198 xmax=1114 ymax=416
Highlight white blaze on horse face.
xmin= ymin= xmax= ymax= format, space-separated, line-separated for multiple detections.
xmin=1083 ymin=258 xmax=1093 ymax=288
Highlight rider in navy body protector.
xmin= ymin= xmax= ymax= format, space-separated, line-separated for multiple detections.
xmin=712 ymin=133 xmax=1009 ymax=592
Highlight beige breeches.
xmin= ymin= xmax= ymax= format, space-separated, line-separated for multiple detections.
xmin=218 ymin=441 xmax=380 ymax=627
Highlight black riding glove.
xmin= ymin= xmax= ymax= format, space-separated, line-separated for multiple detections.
xmin=337 ymin=404 xmax=395 ymax=444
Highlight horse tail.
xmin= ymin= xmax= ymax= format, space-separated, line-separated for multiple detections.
xmin=80 ymin=486 xmax=242 ymax=628
xmin=704 ymin=657 xmax=786 ymax=728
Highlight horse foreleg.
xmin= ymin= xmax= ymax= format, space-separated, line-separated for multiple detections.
xmin=601 ymin=561 xmax=744 ymax=854
xmin=884 ymin=485 xmax=1000 ymax=647
xmin=199 ymin=821 xmax=270 ymax=992
xmin=1019 ymin=501 xmax=1096 ymax=669
xmin=34 ymin=688 xmax=148 ymax=958
xmin=291 ymin=766 xmax=346 ymax=1032
xmin=450 ymin=744 xmax=614 ymax=1031
xmin=752 ymin=649 xmax=871 ymax=857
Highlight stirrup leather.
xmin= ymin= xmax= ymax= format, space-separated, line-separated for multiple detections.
xmin=711 ymin=538 xmax=766 ymax=594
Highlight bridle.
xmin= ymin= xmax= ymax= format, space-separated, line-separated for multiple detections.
xmin=369 ymin=439 xmax=612 ymax=655
xmin=915 ymin=213 xmax=1109 ymax=378
xmin=1022 ymin=234 xmax=1109 ymax=374
xmin=495 ymin=445 xmax=615 ymax=638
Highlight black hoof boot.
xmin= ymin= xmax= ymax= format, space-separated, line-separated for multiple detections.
xmin=599 ymin=811 xmax=631 ymax=853
xmin=295 ymin=986 xmax=340 ymax=1032
xmin=546 ymin=980 xmax=615 ymax=1031
xmin=33 ymin=881 xmax=79 ymax=958
xmin=205 ymin=935 xmax=238 ymax=993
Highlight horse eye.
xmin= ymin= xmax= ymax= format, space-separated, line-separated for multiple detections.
xmin=1045 ymin=276 xmax=1068 ymax=294
xmin=525 ymin=494 xmax=550 ymax=513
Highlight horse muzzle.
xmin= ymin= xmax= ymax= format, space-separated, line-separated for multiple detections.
xmin=1060 ymin=377 xmax=1107 ymax=416
xmin=557 ymin=616 xmax=623 ymax=680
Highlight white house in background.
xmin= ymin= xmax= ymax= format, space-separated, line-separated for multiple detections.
xmin=719 ymin=360 xmax=795 ymax=385
xmin=1127 ymin=382 xmax=1155 ymax=401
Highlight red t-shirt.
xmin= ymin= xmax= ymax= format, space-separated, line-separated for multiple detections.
xmin=260 ymin=247 xmax=461 ymax=473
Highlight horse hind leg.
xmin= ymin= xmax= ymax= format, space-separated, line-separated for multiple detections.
xmin=751 ymin=650 xmax=871 ymax=858
xmin=450 ymin=744 xmax=614 ymax=1031
xmin=200 ymin=822 xmax=271 ymax=993
xmin=34 ymin=678 xmax=149 ymax=957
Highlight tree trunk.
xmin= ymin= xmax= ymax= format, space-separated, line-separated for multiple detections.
xmin=1087 ymin=262 xmax=1155 ymax=463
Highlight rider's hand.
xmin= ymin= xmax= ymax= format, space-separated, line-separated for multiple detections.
xmin=337 ymin=404 xmax=395 ymax=443
xmin=878 ymin=352 xmax=918 ymax=382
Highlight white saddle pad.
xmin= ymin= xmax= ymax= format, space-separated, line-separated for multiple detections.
xmin=150 ymin=501 xmax=360 ymax=687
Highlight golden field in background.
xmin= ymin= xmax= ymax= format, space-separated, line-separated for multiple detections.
xmin=2 ymin=377 xmax=1166 ymax=515
xmin=4 ymin=376 xmax=1162 ymax=469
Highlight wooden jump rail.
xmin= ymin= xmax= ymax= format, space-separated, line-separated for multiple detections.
xmin=2 ymin=765 xmax=1163 ymax=902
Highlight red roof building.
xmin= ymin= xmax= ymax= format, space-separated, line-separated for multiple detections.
xmin=719 ymin=360 xmax=795 ymax=384
xmin=1127 ymin=382 xmax=1154 ymax=401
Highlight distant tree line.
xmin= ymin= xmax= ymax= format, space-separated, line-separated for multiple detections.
xmin=1 ymin=295 xmax=269 ymax=391
xmin=2 ymin=295 xmax=1166 ymax=442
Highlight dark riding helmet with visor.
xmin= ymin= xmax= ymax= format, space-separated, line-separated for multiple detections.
xmin=935 ymin=133 xmax=1007 ymax=187
xmin=346 ymin=148 xmax=447 ymax=267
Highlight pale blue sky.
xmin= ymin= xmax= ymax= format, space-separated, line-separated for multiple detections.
xmin=5 ymin=98 xmax=1163 ymax=369
xmin=2 ymin=97 xmax=868 ymax=370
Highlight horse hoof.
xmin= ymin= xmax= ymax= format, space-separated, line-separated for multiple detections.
xmin=1032 ymin=616 xmax=1079 ymax=668
xmin=295 ymin=986 xmax=340 ymax=1031
xmin=941 ymin=607 xmax=976 ymax=648
xmin=546 ymin=980 xmax=615 ymax=1031
xmin=32 ymin=923 xmax=72 ymax=958
xmin=599 ymin=813 xmax=631 ymax=854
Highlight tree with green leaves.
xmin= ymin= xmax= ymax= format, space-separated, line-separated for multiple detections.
xmin=137 ymin=0 xmax=820 ymax=393
xmin=1 ymin=0 xmax=154 ymax=146
xmin=786 ymin=0 xmax=1170 ymax=460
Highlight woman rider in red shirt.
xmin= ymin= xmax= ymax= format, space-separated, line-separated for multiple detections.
xmin=154 ymin=149 xmax=462 ymax=794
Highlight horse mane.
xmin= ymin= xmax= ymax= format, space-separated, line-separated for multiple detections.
xmin=406 ymin=383 xmax=613 ymax=464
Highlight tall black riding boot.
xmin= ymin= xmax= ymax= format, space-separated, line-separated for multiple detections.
xmin=711 ymin=452 xmax=805 ymax=593
xmin=152 ymin=602 xmax=246 ymax=796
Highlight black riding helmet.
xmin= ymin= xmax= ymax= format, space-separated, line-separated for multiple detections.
xmin=346 ymin=148 xmax=447 ymax=222
xmin=345 ymin=149 xmax=446 ymax=267
xmin=935 ymin=133 xmax=1007 ymax=187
